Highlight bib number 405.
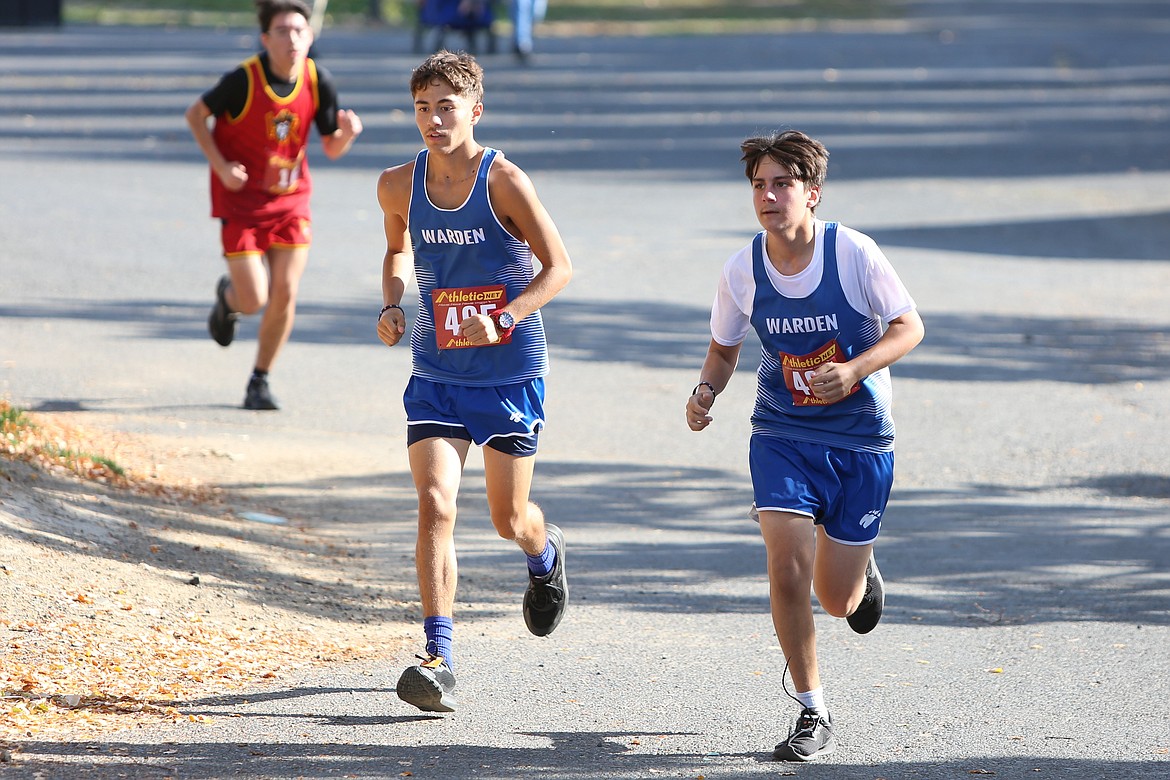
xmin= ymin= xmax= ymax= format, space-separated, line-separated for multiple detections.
xmin=443 ymin=302 xmax=497 ymax=335
xmin=431 ymin=285 xmax=510 ymax=350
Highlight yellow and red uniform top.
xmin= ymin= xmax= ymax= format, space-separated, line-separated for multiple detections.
xmin=210 ymin=54 xmax=320 ymax=222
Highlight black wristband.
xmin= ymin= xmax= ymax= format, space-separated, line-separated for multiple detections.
xmin=379 ymin=303 xmax=403 ymax=319
xmin=692 ymin=381 xmax=716 ymax=397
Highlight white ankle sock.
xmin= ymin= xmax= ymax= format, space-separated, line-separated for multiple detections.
xmin=794 ymin=686 xmax=827 ymax=717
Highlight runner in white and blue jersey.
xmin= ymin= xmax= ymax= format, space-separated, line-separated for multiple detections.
xmin=686 ymin=131 xmax=924 ymax=762
xmin=375 ymin=51 xmax=573 ymax=714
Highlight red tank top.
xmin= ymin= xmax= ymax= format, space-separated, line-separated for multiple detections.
xmin=210 ymin=55 xmax=319 ymax=222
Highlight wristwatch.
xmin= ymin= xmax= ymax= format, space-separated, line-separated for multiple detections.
xmin=490 ymin=310 xmax=516 ymax=337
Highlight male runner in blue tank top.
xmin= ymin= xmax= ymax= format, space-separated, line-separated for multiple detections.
xmin=686 ymin=130 xmax=924 ymax=761
xmin=375 ymin=50 xmax=573 ymax=713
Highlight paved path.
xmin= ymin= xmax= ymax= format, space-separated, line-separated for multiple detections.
xmin=2 ymin=1 xmax=1170 ymax=777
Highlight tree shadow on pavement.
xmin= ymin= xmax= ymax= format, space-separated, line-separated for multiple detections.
xmin=876 ymin=484 xmax=1170 ymax=627
xmin=8 ymin=738 xmax=1170 ymax=779
xmin=0 ymin=459 xmax=423 ymax=627
xmin=897 ymin=311 xmax=1170 ymax=385
xmin=2 ymin=1 xmax=1169 ymax=181
xmin=869 ymin=211 xmax=1170 ymax=262
xmin=5 ymin=298 xmax=1169 ymax=386
xmin=227 ymin=458 xmax=1170 ymax=629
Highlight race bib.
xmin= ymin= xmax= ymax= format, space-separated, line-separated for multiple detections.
xmin=431 ymin=285 xmax=509 ymax=349
xmin=263 ymin=151 xmax=304 ymax=194
xmin=779 ymin=339 xmax=858 ymax=406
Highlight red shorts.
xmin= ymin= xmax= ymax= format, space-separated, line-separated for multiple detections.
xmin=221 ymin=214 xmax=312 ymax=258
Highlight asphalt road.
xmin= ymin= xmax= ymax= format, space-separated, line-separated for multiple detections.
xmin=2 ymin=1 xmax=1170 ymax=777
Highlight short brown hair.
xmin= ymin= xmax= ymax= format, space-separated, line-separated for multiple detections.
xmin=740 ymin=130 xmax=829 ymax=190
xmin=410 ymin=50 xmax=484 ymax=103
xmin=256 ymin=0 xmax=311 ymax=33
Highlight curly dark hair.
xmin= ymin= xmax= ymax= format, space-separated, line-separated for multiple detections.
xmin=410 ymin=50 xmax=485 ymax=103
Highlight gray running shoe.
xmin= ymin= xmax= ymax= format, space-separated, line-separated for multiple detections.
xmin=773 ymin=708 xmax=836 ymax=762
xmin=523 ymin=523 xmax=567 ymax=636
xmin=846 ymin=552 xmax=884 ymax=635
xmin=208 ymin=275 xmax=238 ymax=347
xmin=243 ymin=375 xmax=279 ymax=411
xmin=396 ymin=654 xmax=456 ymax=713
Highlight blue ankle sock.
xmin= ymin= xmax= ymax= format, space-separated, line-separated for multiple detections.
xmin=526 ymin=540 xmax=557 ymax=578
xmin=423 ymin=615 xmax=453 ymax=669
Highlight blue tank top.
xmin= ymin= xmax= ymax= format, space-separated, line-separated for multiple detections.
xmin=408 ymin=148 xmax=548 ymax=386
xmin=749 ymin=223 xmax=895 ymax=453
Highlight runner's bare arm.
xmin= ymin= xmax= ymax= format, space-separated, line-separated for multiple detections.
xmin=376 ymin=164 xmax=415 ymax=347
xmin=321 ymin=109 xmax=363 ymax=159
xmin=688 ymin=340 xmax=742 ymax=431
xmin=485 ymin=159 xmax=573 ymax=322
xmin=184 ymin=99 xmax=247 ymax=191
xmin=810 ymin=309 xmax=924 ymax=402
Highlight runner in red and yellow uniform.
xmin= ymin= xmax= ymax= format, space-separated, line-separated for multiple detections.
xmin=185 ymin=0 xmax=362 ymax=410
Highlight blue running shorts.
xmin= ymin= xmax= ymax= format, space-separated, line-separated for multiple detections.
xmin=748 ymin=434 xmax=894 ymax=545
xmin=404 ymin=376 xmax=545 ymax=457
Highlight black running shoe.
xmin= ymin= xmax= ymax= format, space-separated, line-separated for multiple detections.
xmin=523 ymin=523 xmax=567 ymax=636
xmin=208 ymin=275 xmax=238 ymax=347
xmin=846 ymin=552 xmax=884 ymax=635
xmin=396 ymin=654 xmax=456 ymax=713
xmin=243 ymin=374 xmax=279 ymax=411
xmin=773 ymin=707 xmax=836 ymax=762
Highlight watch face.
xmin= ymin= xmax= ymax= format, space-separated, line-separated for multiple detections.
xmin=496 ymin=311 xmax=515 ymax=329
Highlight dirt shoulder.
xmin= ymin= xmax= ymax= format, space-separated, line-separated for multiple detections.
xmin=0 ymin=407 xmax=412 ymax=745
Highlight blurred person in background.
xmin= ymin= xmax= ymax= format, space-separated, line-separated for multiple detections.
xmin=185 ymin=0 xmax=362 ymax=410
